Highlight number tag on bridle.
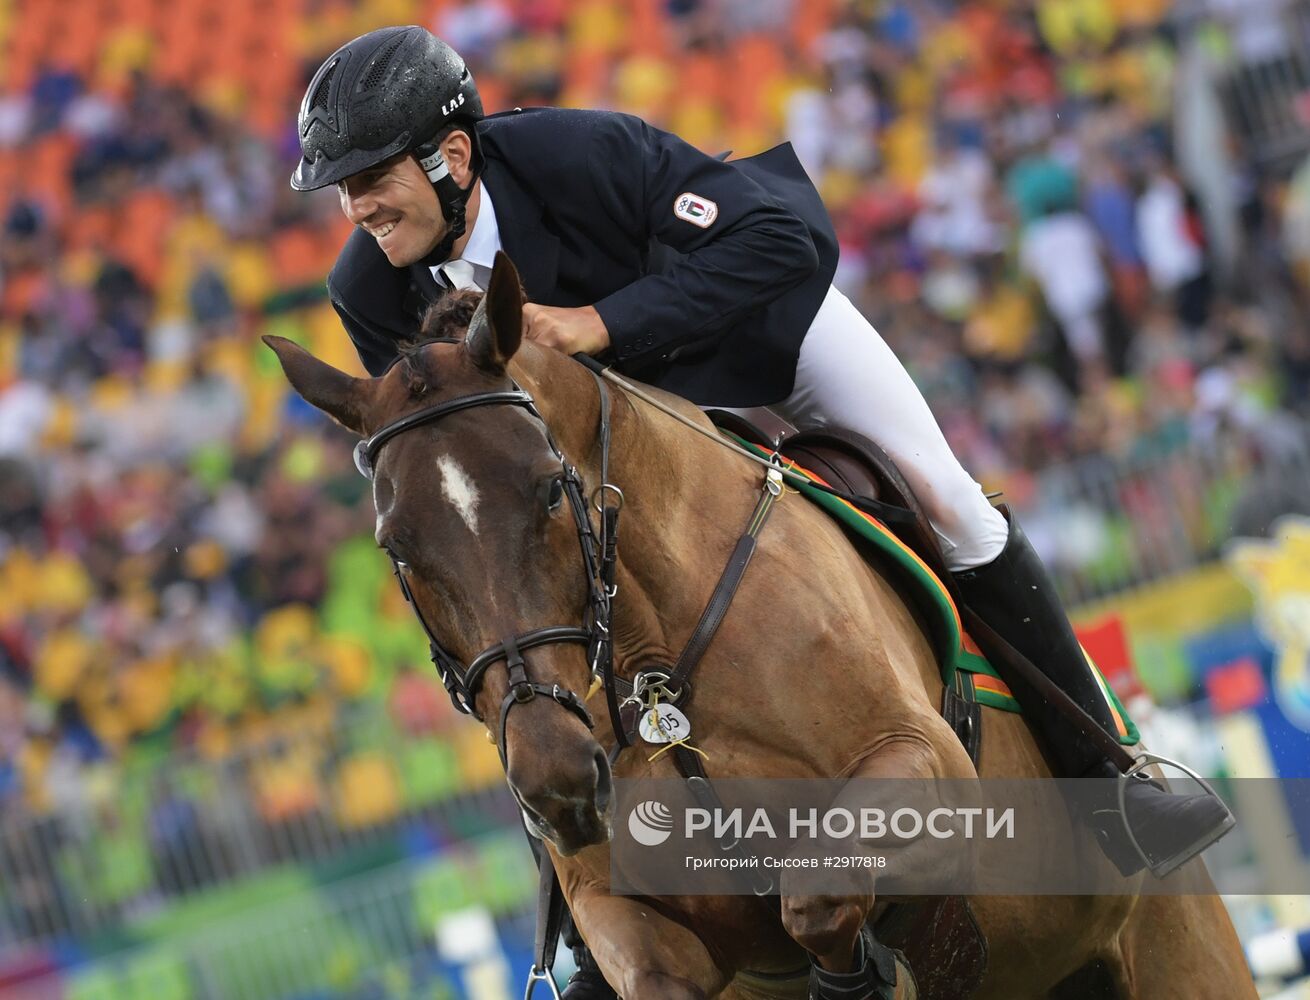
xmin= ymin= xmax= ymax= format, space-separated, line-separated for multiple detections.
xmin=639 ymin=703 xmax=691 ymax=744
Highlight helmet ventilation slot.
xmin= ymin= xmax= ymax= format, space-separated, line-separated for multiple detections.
xmin=361 ymin=38 xmax=406 ymax=91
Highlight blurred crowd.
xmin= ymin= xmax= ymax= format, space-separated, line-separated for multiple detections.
xmin=777 ymin=0 xmax=1310 ymax=489
xmin=2 ymin=0 xmax=1310 ymax=838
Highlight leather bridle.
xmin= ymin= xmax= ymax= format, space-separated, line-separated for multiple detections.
xmin=354 ymin=347 xmax=624 ymax=766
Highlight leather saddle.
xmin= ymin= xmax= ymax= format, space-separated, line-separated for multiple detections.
xmin=707 ymin=409 xmax=946 ymax=577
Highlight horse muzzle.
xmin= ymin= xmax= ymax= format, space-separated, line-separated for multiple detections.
xmin=511 ymin=745 xmax=614 ymax=856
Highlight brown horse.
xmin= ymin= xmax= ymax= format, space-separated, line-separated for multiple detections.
xmin=267 ymin=253 xmax=1255 ymax=999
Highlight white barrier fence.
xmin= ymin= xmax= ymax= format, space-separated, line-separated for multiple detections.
xmin=4 ymin=847 xmax=544 ymax=1000
xmin=0 ymin=705 xmax=524 ymax=960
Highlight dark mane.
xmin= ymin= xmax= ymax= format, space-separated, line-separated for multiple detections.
xmin=399 ymin=289 xmax=485 ymax=359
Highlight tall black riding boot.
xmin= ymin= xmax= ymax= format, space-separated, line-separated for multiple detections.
xmin=952 ymin=513 xmax=1234 ymax=877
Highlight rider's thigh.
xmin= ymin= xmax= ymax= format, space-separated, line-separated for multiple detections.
xmin=778 ymin=284 xmax=1008 ymax=572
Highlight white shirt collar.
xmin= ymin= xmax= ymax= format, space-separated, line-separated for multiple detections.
xmin=430 ymin=181 xmax=501 ymax=286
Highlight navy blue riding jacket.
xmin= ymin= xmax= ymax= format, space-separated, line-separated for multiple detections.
xmin=327 ymin=107 xmax=839 ymax=407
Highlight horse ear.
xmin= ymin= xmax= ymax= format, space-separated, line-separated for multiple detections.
xmin=262 ymin=335 xmax=372 ymax=435
xmin=465 ymin=251 xmax=524 ymax=372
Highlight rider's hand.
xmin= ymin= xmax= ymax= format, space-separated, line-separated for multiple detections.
xmin=522 ymin=304 xmax=611 ymax=356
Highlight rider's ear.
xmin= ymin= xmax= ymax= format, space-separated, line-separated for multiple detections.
xmin=440 ymin=129 xmax=474 ymax=187
xmin=262 ymin=335 xmax=372 ymax=435
xmin=465 ymin=251 xmax=524 ymax=373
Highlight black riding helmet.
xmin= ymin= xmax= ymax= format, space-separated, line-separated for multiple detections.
xmin=291 ymin=26 xmax=484 ymax=254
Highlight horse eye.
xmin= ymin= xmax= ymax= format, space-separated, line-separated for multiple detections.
xmin=547 ymin=477 xmax=565 ymax=512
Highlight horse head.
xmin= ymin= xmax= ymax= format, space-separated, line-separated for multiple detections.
xmin=265 ymin=252 xmax=613 ymax=855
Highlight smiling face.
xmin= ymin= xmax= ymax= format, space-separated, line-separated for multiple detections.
xmin=336 ymin=131 xmax=474 ymax=267
xmin=337 ymin=152 xmax=446 ymax=265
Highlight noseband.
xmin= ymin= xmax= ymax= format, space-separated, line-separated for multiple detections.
xmin=355 ymin=357 xmax=623 ymax=766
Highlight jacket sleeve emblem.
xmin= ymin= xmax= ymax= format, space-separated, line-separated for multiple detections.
xmin=673 ymin=192 xmax=718 ymax=228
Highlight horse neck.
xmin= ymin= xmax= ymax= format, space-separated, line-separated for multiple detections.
xmin=512 ymin=345 xmax=761 ymax=638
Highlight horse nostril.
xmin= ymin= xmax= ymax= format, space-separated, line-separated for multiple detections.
xmin=514 ymin=791 xmax=551 ymax=837
xmin=593 ymin=747 xmax=614 ymax=816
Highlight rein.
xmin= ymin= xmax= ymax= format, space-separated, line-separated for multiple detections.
xmin=569 ymin=354 xmax=918 ymax=528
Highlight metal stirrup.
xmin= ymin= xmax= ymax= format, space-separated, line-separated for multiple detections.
xmin=1115 ymin=751 xmax=1235 ymax=877
xmin=524 ymin=965 xmax=563 ymax=1000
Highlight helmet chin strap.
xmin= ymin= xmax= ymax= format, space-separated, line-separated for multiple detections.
xmin=415 ymin=139 xmax=478 ymax=266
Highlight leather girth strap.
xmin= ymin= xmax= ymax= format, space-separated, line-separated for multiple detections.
xmin=941 ymin=670 xmax=983 ymax=768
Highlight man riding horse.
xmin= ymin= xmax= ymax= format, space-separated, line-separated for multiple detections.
xmin=290 ymin=25 xmax=1233 ymax=997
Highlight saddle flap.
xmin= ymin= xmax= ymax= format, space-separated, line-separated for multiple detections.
xmin=703 ymin=407 xmax=795 ymax=451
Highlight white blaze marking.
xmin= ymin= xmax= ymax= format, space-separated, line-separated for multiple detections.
xmin=437 ymin=456 xmax=480 ymax=534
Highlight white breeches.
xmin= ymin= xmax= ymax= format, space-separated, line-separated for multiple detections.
xmin=720 ymin=285 xmax=1009 ymax=572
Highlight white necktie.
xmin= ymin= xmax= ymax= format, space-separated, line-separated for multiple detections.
xmin=440 ymin=259 xmax=484 ymax=291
